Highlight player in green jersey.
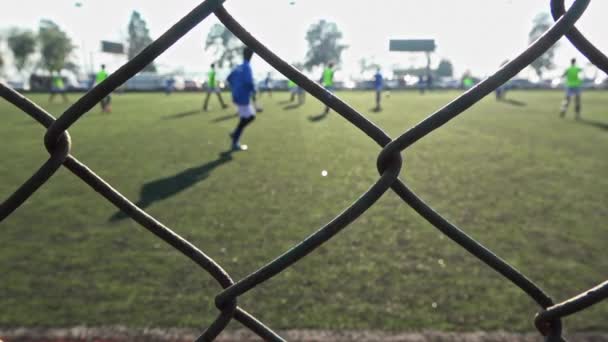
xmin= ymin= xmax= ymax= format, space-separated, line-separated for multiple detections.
xmin=560 ymin=58 xmax=583 ymax=119
xmin=321 ymin=62 xmax=335 ymax=115
xmin=95 ymin=64 xmax=111 ymax=113
xmin=203 ymin=63 xmax=228 ymax=111
xmin=49 ymin=71 xmax=69 ymax=104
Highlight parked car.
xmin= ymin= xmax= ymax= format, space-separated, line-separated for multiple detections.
xmin=6 ymin=80 xmax=26 ymax=91
xmin=125 ymin=72 xmax=166 ymax=91
xmin=67 ymin=80 xmax=90 ymax=91
xmin=550 ymin=78 xmax=564 ymax=89
xmin=581 ymin=78 xmax=598 ymax=89
xmin=384 ymin=79 xmax=400 ymax=90
xmin=183 ymin=79 xmax=200 ymax=91
xmin=533 ymin=79 xmax=554 ymax=89
xmin=506 ymin=78 xmax=537 ymax=89
xmin=271 ymin=79 xmax=289 ymax=91
xmin=355 ymin=80 xmax=375 ymax=90
xmin=256 ymin=79 xmax=272 ymax=91
xmin=167 ymin=76 xmax=186 ymax=91
xmin=435 ymin=78 xmax=461 ymax=89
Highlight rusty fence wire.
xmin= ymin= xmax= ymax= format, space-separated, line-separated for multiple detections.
xmin=1 ymin=0 xmax=607 ymax=341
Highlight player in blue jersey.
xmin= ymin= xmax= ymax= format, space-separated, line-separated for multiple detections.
xmin=227 ymin=48 xmax=256 ymax=151
xmin=373 ymin=68 xmax=383 ymax=111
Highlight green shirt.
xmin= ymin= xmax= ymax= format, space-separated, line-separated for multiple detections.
xmin=463 ymin=77 xmax=474 ymax=88
xmin=95 ymin=70 xmax=108 ymax=84
xmin=52 ymin=76 xmax=64 ymax=88
xmin=288 ymin=79 xmax=296 ymax=88
xmin=322 ymin=67 xmax=334 ymax=87
xmin=208 ymin=69 xmax=217 ymax=88
xmin=566 ymin=66 xmax=582 ymax=88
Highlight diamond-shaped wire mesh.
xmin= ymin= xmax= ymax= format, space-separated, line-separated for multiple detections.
xmin=1 ymin=1 xmax=607 ymax=341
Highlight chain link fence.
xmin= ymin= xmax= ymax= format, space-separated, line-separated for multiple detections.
xmin=1 ymin=0 xmax=607 ymax=341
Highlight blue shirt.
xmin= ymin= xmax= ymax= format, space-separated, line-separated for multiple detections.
xmin=374 ymin=72 xmax=383 ymax=89
xmin=227 ymin=61 xmax=254 ymax=105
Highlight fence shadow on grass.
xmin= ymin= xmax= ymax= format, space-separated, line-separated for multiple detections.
xmin=110 ymin=150 xmax=235 ymax=221
xmin=283 ymin=103 xmax=302 ymax=110
xmin=498 ymin=98 xmax=527 ymax=107
xmin=162 ymin=110 xmax=202 ymax=120
xmin=212 ymin=113 xmax=238 ymax=123
xmin=308 ymin=111 xmax=329 ymax=122
xmin=577 ymin=117 xmax=608 ymax=131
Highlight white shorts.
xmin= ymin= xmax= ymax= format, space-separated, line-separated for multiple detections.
xmin=237 ymin=104 xmax=255 ymax=118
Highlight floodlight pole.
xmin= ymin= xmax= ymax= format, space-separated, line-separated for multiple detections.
xmin=73 ymin=3 xmax=92 ymax=76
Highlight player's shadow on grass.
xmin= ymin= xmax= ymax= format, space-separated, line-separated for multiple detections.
xmin=109 ymin=150 xmax=235 ymax=221
xmin=308 ymin=112 xmax=329 ymax=122
xmin=576 ymin=118 xmax=608 ymax=131
xmin=212 ymin=113 xmax=238 ymax=122
xmin=498 ymin=98 xmax=527 ymax=107
xmin=162 ymin=110 xmax=201 ymax=120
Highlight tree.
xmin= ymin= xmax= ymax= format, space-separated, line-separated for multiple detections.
xmin=204 ymin=23 xmax=243 ymax=68
xmin=529 ymin=13 xmax=558 ymax=78
xmin=304 ymin=20 xmax=348 ymax=70
xmin=7 ymin=29 xmax=37 ymax=72
xmin=39 ymin=20 xmax=74 ymax=73
xmin=64 ymin=61 xmax=80 ymax=74
xmin=359 ymin=57 xmax=380 ymax=74
xmin=128 ymin=11 xmax=156 ymax=72
xmin=0 ymin=39 xmax=3 ymax=72
xmin=436 ymin=59 xmax=454 ymax=77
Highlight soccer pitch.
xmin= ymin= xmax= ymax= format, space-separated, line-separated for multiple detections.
xmin=1 ymin=90 xmax=607 ymax=331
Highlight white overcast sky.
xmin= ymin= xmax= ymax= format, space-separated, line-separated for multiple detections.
xmin=0 ymin=0 xmax=606 ymax=80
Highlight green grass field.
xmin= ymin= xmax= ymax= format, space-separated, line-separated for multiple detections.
xmin=1 ymin=90 xmax=607 ymax=332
